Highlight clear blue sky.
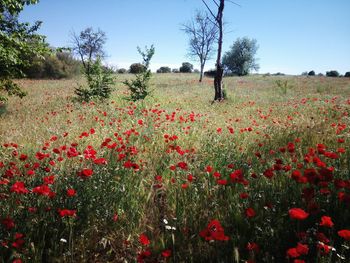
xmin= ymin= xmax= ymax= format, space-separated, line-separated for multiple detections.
xmin=20 ymin=0 xmax=350 ymax=75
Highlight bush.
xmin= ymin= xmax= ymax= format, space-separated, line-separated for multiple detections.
xmin=308 ymin=70 xmax=315 ymax=76
xmin=344 ymin=72 xmax=350 ymax=78
xmin=117 ymin=68 xmax=127 ymax=74
xmin=74 ymin=58 xmax=114 ymax=102
xmin=301 ymin=71 xmax=308 ymax=76
xmin=129 ymin=63 xmax=146 ymax=74
xmin=326 ymin=70 xmax=339 ymax=77
xmin=172 ymin=68 xmax=179 ymax=73
xmin=204 ymin=69 xmax=217 ymax=78
xmin=156 ymin=66 xmax=171 ymax=73
xmin=25 ymin=51 xmax=81 ymax=79
xmin=179 ymin=62 xmax=193 ymax=73
xmin=318 ymin=73 xmax=324 ymax=77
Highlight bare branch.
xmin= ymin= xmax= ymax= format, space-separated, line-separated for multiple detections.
xmin=201 ymin=0 xmax=217 ymax=21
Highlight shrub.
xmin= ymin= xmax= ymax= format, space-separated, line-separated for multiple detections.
xmin=25 ymin=51 xmax=81 ymax=79
xmin=129 ymin=63 xmax=146 ymax=74
xmin=326 ymin=70 xmax=339 ymax=77
xmin=117 ymin=68 xmax=127 ymax=74
xmin=204 ymin=69 xmax=217 ymax=78
xmin=345 ymin=72 xmax=350 ymax=78
xmin=318 ymin=73 xmax=324 ymax=77
xmin=123 ymin=45 xmax=155 ymax=101
xmin=308 ymin=70 xmax=315 ymax=76
xmin=301 ymin=71 xmax=308 ymax=76
xmin=74 ymin=58 xmax=114 ymax=102
xmin=179 ymin=62 xmax=193 ymax=73
xmin=156 ymin=66 xmax=171 ymax=73
xmin=172 ymin=68 xmax=179 ymax=73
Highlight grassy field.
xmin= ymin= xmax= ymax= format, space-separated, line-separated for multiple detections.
xmin=0 ymin=74 xmax=350 ymax=262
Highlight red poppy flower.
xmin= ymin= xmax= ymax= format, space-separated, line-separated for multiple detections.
xmin=199 ymin=219 xmax=229 ymax=241
xmin=58 ymin=209 xmax=76 ymax=218
xmin=320 ymin=216 xmax=334 ymax=228
xmin=338 ymin=229 xmax=350 ymax=240
xmin=296 ymin=242 xmax=309 ymax=255
xmin=161 ymin=249 xmax=171 ymax=257
xmin=289 ymin=208 xmax=309 ymax=220
xmin=10 ymin=182 xmax=29 ymax=194
xmin=66 ymin=188 xmax=76 ymax=197
xmin=245 ymin=208 xmax=256 ymax=218
xmin=286 ymin=248 xmax=299 ymax=258
xmin=139 ymin=233 xmax=150 ymax=246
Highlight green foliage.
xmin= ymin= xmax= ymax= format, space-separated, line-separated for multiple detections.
xmin=179 ymin=62 xmax=193 ymax=73
xmin=308 ymin=70 xmax=315 ymax=76
xmin=123 ymin=45 xmax=155 ymax=101
xmin=156 ymin=66 xmax=171 ymax=73
xmin=222 ymin=37 xmax=259 ymax=76
xmin=0 ymin=0 xmax=39 ymax=16
xmin=0 ymin=78 xmax=27 ymax=102
xmin=25 ymin=50 xmax=81 ymax=79
xmin=204 ymin=69 xmax=217 ymax=78
xmin=117 ymin=68 xmax=127 ymax=74
xmin=74 ymin=58 xmax=114 ymax=102
xmin=326 ymin=70 xmax=339 ymax=77
xmin=129 ymin=63 xmax=145 ymax=74
xmin=0 ymin=0 xmax=49 ymax=103
xmin=345 ymin=72 xmax=350 ymax=78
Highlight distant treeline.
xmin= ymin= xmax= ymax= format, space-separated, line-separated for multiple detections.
xmin=24 ymin=50 xmax=82 ymax=79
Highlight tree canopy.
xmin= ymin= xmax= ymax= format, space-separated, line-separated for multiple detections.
xmin=222 ymin=37 xmax=259 ymax=76
xmin=0 ymin=0 xmax=49 ymax=102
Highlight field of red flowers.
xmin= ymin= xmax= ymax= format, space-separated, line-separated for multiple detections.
xmin=0 ymin=74 xmax=349 ymax=262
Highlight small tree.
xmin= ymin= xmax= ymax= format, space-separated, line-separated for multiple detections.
xmin=182 ymin=11 xmax=217 ymax=82
xmin=71 ymin=27 xmax=106 ymax=77
xmin=72 ymin=27 xmax=114 ymax=101
xmin=123 ymin=45 xmax=155 ymax=101
xmin=129 ymin=63 xmax=146 ymax=74
xmin=156 ymin=66 xmax=171 ymax=73
xmin=345 ymin=72 xmax=350 ymax=78
xmin=74 ymin=58 xmax=114 ymax=101
xmin=179 ymin=62 xmax=194 ymax=73
xmin=308 ymin=70 xmax=315 ymax=76
xmin=326 ymin=70 xmax=339 ymax=77
xmin=117 ymin=68 xmax=127 ymax=74
xmin=222 ymin=37 xmax=259 ymax=76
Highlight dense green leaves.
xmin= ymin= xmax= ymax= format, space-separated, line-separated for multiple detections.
xmin=0 ymin=0 xmax=49 ymax=103
xmin=223 ymin=37 xmax=259 ymax=76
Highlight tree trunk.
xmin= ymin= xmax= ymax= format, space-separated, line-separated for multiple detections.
xmin=199 ymin=62 xmax=205 ymax=82
xmin=214 ymin=0 xmax=224 ymax=101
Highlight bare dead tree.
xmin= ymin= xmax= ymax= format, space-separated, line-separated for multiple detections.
xmin=202 ymin=0 xmax=239 ymax=101
xmin=182 ymin=11 xmax=218 ymax=82
xmin=201 ymin=0 xmax=225 ymax=101
xmin=71 ymin=27 xmax=106 ymax=76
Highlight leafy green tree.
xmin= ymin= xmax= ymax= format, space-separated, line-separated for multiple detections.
xmin=156 ymin=66 xmax=171 ymax=73
xmin=326 ymin=70 xmax=339 ymax=77
xmin=0 ymin=0 xmax=49 ymax=102
xmin=123 ymin=45 xmax=155 ymax=101
xmin=129 ymin=63 xmax=146 ymax=74
xmin=223 ymin=37 xmax=259 ymax=76
xmin=179 ymin=62 xmax=194 ymax=73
